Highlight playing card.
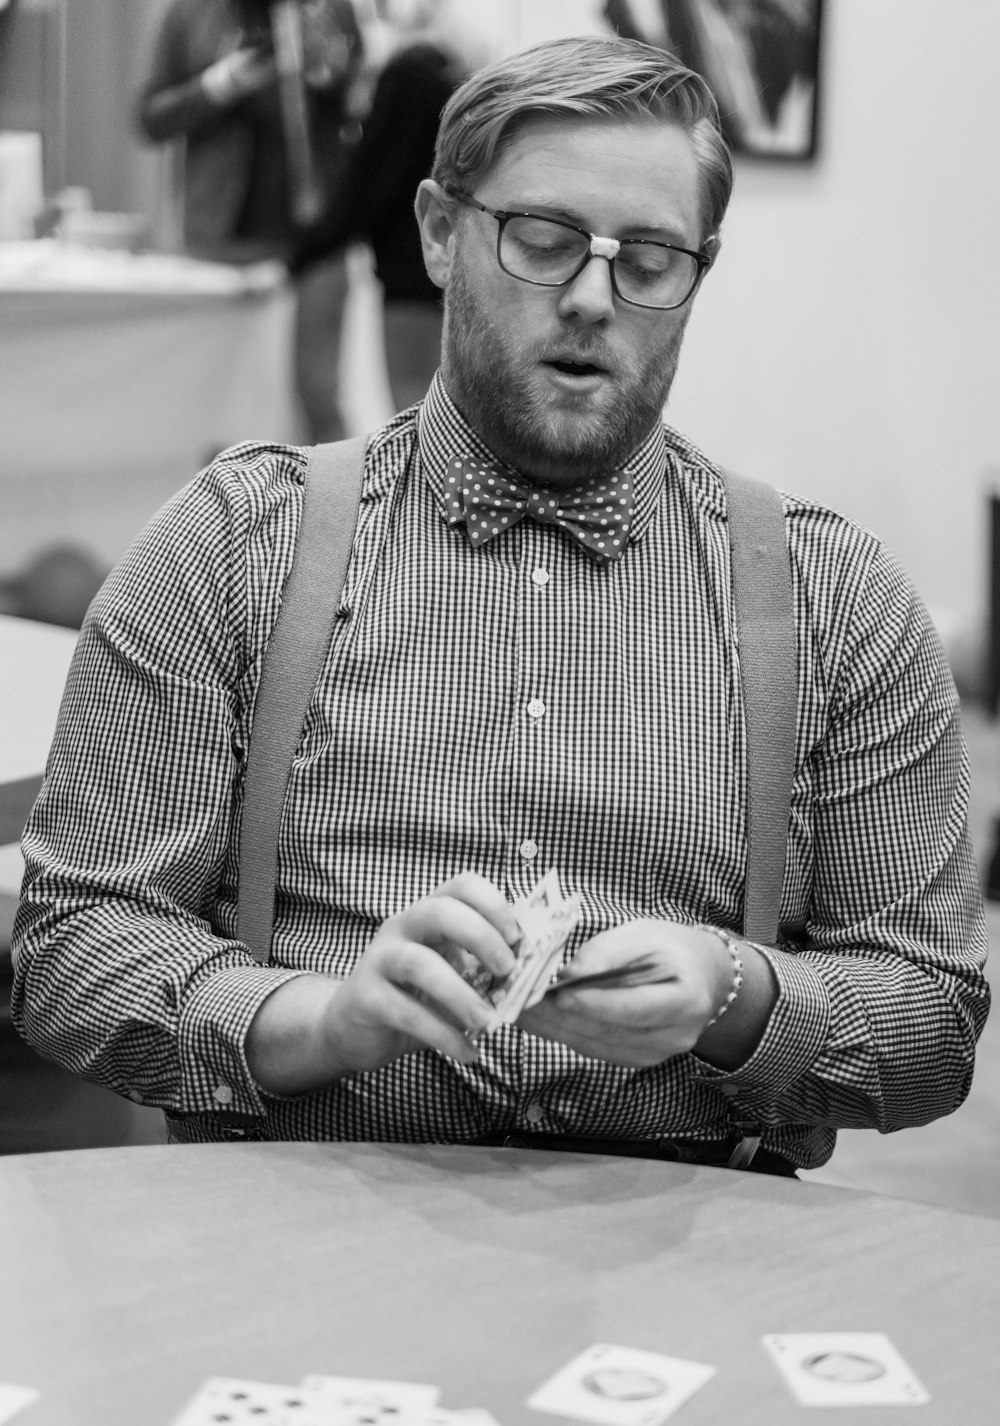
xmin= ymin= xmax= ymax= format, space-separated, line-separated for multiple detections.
xmin=301 ymin=1377 xmax=441 ymax=1421
xmin=548 ymin=951 xmax=678 ymax=994
xmin=762 ymin=1333 xmax=930 ymax=1406
xmin=0 ymin=1383 xmax=38 ymax=1426
xmin=526 ymin=1343 xmax=715 ymax=1426
xmin=169 ymin=1376 xmax=336 ymax=1426
xmin=480 ymin=869 xmax=583 ymax=1029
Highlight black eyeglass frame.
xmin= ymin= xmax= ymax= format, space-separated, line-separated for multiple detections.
xmin=443 ymin=186 xmax=713 ymax=311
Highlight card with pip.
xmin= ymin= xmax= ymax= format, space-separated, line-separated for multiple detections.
xmin=301 ymin=1377 xmax=442 ymax=1420
xmin=762 ymin=1333 xmax=930 ymax=1406
xmin=169 ymin=1376 xmax=335 ymax=1426
xmin=527 ymin=1343 xmax=715 ymax=1426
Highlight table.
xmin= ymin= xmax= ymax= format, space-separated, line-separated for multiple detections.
xmin=0 ymin=241 xmax=300 ymax=575
xmin=1 ymin=1143 xmax=997 ymax=1425
xmin=0 ymin=614 xmax=77 ymax=846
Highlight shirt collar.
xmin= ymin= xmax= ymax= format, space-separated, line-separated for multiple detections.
xmin=417 ymin=371 xmax=667 ymax=545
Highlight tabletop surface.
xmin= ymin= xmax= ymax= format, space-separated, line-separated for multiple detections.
xmin=0 ymin=615 xmax=77 ymax=786
xmin=1 ymin=1142 xmax=997 ymax=1426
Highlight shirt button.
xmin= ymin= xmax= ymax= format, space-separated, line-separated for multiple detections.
xmin=531 ymin=568 xmax=550 ymax=587
xmin=526 ymin=698 xmax=546 ymax=719
xmin=213 ymin=1083 xmax=234 ymax=1106
xmin=519 ymin=839 xmax=539 ymax=860
xmin=525 ymin=1101 xmax=544 ymax=1125
xmin=127 ymin=1089 xmax=144 ymax=1105
xmin=718 ymin=1083 xmax=740 ymax=1099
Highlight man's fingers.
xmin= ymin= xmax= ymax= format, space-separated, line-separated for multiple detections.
xmin=528 ymin=979 xmax=704 ymax=1033
xmin=432 ymin=873 xmax=522 ymax=947
xmin=378 ymin=938 xmax=495 ymax=1038
xmin=377 ymin=978 xmax=482 ymax=1063
xmin=519 ymin=996 xmax=700 ymax=1066
xmin=398 ymin=892 xmax=517 ymax=980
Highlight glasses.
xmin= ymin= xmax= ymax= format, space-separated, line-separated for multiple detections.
xmin=445 ymin=187 xmax=711 ymax=311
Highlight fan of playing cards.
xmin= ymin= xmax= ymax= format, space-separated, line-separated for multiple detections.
xmin=166 ymin=1375 xmax=496 ymax=1426
xmin=467 ymin=868 xmax=585 ymax=1033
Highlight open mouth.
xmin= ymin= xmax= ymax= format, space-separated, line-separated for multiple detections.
xmin=546 ymin=359 xmax=607 ymax=377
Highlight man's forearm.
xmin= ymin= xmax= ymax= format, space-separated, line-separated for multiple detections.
xmin=245 ymin=974 xmax=351 ymax=1094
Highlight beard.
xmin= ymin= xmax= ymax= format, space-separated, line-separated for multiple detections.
xmin=440 ymin=250 xmax=688 ymax=490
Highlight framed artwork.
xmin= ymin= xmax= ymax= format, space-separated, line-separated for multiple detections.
xmin=516 ymin=0 xmax=824 ymax=162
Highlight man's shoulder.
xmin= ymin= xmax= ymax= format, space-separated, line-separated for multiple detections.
xmin=191 ymin=414 xmax=417 ymax=516
xmin=183 ymin=441 xmax=311 ymax=532
xmin=660 ymin=422 xmax=885 ymax=571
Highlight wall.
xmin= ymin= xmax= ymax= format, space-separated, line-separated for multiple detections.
xmin=665 ymin=0 xmax=1000 ymax=639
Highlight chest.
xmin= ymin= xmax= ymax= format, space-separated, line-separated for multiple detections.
xmin=288 ymin=478 xmax=747 ymax=925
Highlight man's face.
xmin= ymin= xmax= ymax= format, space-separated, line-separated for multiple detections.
xmin=438 ymin=116 xmax=707 ymax=489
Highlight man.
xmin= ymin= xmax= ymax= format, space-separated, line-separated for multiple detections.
xmin=13 ymin=36 xmax=988 ymax=1173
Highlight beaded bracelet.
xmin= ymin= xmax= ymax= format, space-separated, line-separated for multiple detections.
xmin=698 ymin=925 xmax=745 ymax=1026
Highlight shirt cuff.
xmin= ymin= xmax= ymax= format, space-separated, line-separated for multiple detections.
xmin=691 ymin=942 xmax=832 ymax=1105
xmin=176 ymin=963 xmax=313 ymax=1120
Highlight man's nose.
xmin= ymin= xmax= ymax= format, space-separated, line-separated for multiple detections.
xmin=556 ymin=254 xmax=617 ymax=324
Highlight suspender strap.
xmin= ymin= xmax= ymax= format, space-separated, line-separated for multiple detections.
xmin=237 ymin=436 xmax=369 ymax=963
xmin=722 ymin=469 xmax=796 ymax=946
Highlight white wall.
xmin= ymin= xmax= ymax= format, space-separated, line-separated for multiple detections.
xmin=666 ymin=0 xmax=1000 ymax=638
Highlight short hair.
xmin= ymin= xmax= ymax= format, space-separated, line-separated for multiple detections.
xmin=431 ymin=35 xmax=733 ymax=247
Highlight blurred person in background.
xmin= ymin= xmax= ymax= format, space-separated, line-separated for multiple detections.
xmin=137 ymin=0 xmax=364 ymax=441
xmin=292 ymin=0 xmax=487 ymax=413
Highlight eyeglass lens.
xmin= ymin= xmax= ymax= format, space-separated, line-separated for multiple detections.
xmin=499 ymin=214 xmax=699 ymax=309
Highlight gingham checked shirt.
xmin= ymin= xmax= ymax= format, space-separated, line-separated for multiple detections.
xmin=13 ymin=375 xmax=989 ymax=1166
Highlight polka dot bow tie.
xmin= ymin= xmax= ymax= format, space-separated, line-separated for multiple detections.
xmin=443 ymin=455 xmax=635 ymax=565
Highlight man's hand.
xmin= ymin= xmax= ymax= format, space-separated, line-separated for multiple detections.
xmin=246 ymin=873 xmax=519 ymax=1094
xmin=517 ymin=920 xmax=778 ymax=1071
xmin=320 ymin=874 xmax=520 ymax=1072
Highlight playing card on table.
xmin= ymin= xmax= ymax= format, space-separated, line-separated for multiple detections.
xmin=481 ymin=869 xmax=583 ymax=1029
xmin=762 ymin=1333 xmax=930 ymax=1406
xmin=301 ymin=1377 xmax=441 ymax=1422
xmin=0 ymin=1383 xmax=38 ymax=1426
xmin=169 ymin=1376 xmax=336 ymax=1426
xmin=526 ymin=1343 xmax=715 ymax=1426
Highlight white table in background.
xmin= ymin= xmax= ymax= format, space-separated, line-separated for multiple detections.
xmin=0 ymin=240 xmax=300 ymax=575
xmin=0 ymin=612 xmax=77 ymax=850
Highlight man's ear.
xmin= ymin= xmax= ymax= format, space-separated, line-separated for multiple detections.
xmin=703 ymin=230 xmax=723 ymax=266
xmin=415 ymin=179 xmax=459 ymax=291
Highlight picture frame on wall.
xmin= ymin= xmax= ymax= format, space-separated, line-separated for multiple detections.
xmin=517 ymin=0 xmax=824 ymax=162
